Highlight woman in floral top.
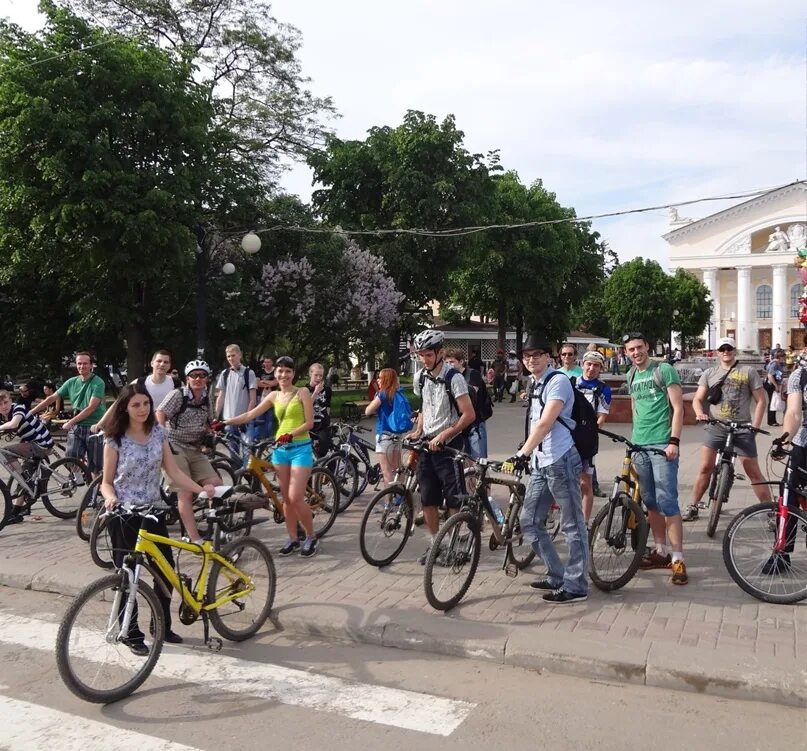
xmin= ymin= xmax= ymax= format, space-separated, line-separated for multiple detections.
xmin=101 ymin=383 xmax=215 ymax=653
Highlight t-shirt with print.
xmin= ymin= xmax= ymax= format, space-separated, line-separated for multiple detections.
xmin=157 ymin=388 xmax=215 ymax=449
xmin=527 ymin=367 xmax=576 ymax=469
xmin=105 ymin=424 xmax=168 ymax=509
xmin=215 ymin=366 xmax=257 ymax=420
xmin=766 ymin=361 xmax=784 ymax=385
xmin=697 ymin=364 xmax=762 ymax=431
xmin=575 ymin=377 xmax=612 ymax=417
xmin=629 ymin=362 xmax=681 ymax=446
xmin=786 ymin=367 xmax=807 ymax=447
xmin=9 ymin=404 xmax=53 ymax=448
xmin=304 ymin=382 xmax=332 ymax=432
xmin=56 ymin=375 xmax=106 ymax=426
xmin=258 ymin=368 xmax=277 ymax=399
xmin=413 ymin=362 xmax=469 ymax=438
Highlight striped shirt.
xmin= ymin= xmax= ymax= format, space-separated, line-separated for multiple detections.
xmin=10 ymin=404 xmax=53 ymax=448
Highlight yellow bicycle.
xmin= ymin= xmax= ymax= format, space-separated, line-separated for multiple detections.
xmin=56 ymin=496 xmax=275 ymax=703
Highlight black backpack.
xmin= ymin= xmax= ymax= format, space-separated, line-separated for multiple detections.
xmin=525 ymin=370 xmax=599 ymax=460
xmin=167 ymin=389 xmax=212 ymax=429
xmin=569 ymin=376 xmax=604 ymax=413
xmin=418 ymin=367 xmax=482 ymax=436
xmin=463 ymin=367 xmax=494 ymax=424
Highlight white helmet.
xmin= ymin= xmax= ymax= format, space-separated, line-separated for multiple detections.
xmin=184 ymin=359 xmax=211 ymax=376
xmin=413 ymin=329 xmax=444 ymax=351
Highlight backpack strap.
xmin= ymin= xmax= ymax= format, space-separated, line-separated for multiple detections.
xmin=800 ymin=367 xmax=807 ymax=392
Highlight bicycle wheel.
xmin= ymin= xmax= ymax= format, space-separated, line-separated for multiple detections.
xmin=320 ymin=453 xmax=359 ymax=511
xmin=505 ymin=500 xmax=536 ymax=570
xmin=359 ymin=486 xmax=414 ymax=566
xmin=306 ymin=466 xmax=339 ymax=538
xmin=589 ymin=493 xmax=648 ymax=591
xmin=722 ymin=502 xmax=807 ymax=604
xmin=219 ymin=485 xmax=255 ymax=541
xmin=0 ymin=479 xmax=12 ymax=533
xmin=424 ymin=511 xmax=481 ymax=611
xmin=76 ymin=476 xmax=103 ymax=541
xmin=212 ymin=459 xmax=239 ymax=488
xmin=208 ymin=537 xmax=276 ymax=641
xmin=707 ymin=463 xmax=733 ymax=538
xmin=56 ymin=573 xmax=164 ymax=703
xmin=41 ymin=457 xmax=90 ymax=519
xmin=89 ymin=514 xmax=115 ymax=570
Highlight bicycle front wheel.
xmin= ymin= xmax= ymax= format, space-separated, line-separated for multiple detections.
xmin=359 ymin=486 xmax=414 ymax=567
xmin=89 ymin=514 xmax=115 ymax=570
xmin=320 ymin=453 xmax=359 ymax=511
xmin=0 ymin=479 xmax=12 ymax=533
xmin=208 ymin=537 xmax=276 ymax=641
xmin=76 ymin=476 xmax=103 ymax=541
xmin=56 ymin=573 xmax=164 ymax=703
xmin=41 ymin=457 xmax=90 ymax=519
xmin=589 ymin=493 xmax=648 ymax=592
xmin=707 ymin=463 xmax=733 ymax=538
xmin=306 ymin=466 xmax=339 ymax=538
xmin=424 ymin=511 xmax=481 ymax=611
xmin=722 ymin=502 xmax=807 ymax=604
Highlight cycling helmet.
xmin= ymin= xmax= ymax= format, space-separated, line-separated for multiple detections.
xmin=184 ymin=359 xmax=211 ymax=376
xmin=413 ymin=329 xmax=444 ymax=352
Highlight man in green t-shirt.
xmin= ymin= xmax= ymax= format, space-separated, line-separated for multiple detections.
xmin=624 ymin=332 xmax=687 ymax=585
xmin=31 ymin=351 xmax=106 ymax=474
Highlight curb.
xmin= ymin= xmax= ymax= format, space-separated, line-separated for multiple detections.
xmin=3 ymin=572 xmax=805 ymax=708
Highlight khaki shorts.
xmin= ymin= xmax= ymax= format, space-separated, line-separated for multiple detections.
xmin=166 ymin=444 xmax=217 ymax=490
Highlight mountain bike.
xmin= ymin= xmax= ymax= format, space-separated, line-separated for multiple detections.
xmin=56 ymin=496 xmax=276 ymax=703
xmin=722 ymin=434 xmax=807 ymax=603
xmin=423 ymin=449 xmax=534 ymax=611
xmin=700 ymin=418 xmax=768 ymax=538
xmin=332 ymin=421 xmax=383 ymax=500
xmin=588 ymin=430 xmax=667 ymax=592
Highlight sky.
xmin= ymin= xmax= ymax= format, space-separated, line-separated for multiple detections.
xmin=4 ymin=0 xmax=806 ymax=266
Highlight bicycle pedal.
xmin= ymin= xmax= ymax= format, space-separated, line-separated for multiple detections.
xmin=735 ymin=474 xmax=746 ymax=481
xmin=206 ymin=636 xmax=223 ymax=652
xmin=504 ymin=563 xmax=518 ymax=578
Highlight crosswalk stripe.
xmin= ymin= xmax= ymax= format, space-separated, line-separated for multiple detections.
xmin=0 ymin=695 xmax=202 ymax=750
xmin=0 ymin=612 xmax=474 ymax=736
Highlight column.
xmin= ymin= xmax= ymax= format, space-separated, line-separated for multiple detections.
xmin=772 ymin=264 xmax=789 ymax=350
xmin=736 ymin=266 xmax=752 ymax=351
xmin=702 ymin=268 xmax=718 ymax=349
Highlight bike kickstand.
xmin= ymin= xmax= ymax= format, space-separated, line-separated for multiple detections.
xmin=200 ymin=611 xmax=222 ymax=652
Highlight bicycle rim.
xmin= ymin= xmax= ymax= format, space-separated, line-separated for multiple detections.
xmin=42 ymin=457 xmax=90 ymax=519
xmin=707 ymin=464 xmax=732 ymax=538
xmin=424 ymin=511 xmax=481 ymax=611
xmin=307 ymin=467 xmax=339 ymax=538
xmin=359 ymin=487 xmax=413 ymax=567
xmin=589 ymin=493 xmax=648 ymax=591
xmin=56 ymin=574 xmax=164 ymax=703
xmin=76 ymin=477 xmax=103 ymax=541
xmin=723 ymin=503 xmax=807 ymax=604
xmin=208 ymin=538 xmax=276 ymax=641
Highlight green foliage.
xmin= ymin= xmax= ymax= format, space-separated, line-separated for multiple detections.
xmin=669 ymin=267 xmax=712 ymax=346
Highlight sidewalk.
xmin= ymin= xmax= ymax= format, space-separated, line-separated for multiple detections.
xmin=1 ymin=403 xmax=804 ymax=707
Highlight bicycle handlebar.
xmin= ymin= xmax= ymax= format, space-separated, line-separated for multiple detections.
xmin=697 ymin=417 xmax=769 ymax=435
xmin=597 ymin=429 xmax=668 ymax=457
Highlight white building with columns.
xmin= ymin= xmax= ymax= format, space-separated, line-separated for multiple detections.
xmin=664 ymin=181 xmax=807 ymax=352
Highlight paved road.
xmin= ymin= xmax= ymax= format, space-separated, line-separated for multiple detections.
xmin=0 ymin=402 xmax=805 ymax=707
xmin=1 ymin=588 xmax=804 ymax=751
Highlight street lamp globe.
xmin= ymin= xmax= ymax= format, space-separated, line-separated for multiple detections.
xmin=241 ymin=232 xmax=261 ymax=255
xmin=222 ymin=262 xmax=236 ymax=275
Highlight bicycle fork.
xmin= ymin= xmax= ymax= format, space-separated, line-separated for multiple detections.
xmin=109 ymin=564 xmax=140 ymax=643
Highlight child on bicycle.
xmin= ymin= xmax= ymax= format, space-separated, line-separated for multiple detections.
xmin=0 ymin=389 xmax=54 ymax=524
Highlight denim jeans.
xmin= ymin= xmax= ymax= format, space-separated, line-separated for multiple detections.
xmin=520 ymin=447 xmax=587 ymax=595
xmin=465 ymin=422 xmax=488 ymax=459
xmin=632 ymin=445 xmax=680 ymax=517
xmin=254 ymin=411 xmax=274 ymax=442
xmin=224 ymin=424 xmax=248 ymax=466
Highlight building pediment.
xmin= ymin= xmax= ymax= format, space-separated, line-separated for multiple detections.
xmin=717 ymin=220 xmax=806 ymax=256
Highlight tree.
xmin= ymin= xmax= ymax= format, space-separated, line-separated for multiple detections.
xmin=669 ymin=268 xmax=712 ymax=355
xmin=602 ymin=258 xmax=674 ymax=346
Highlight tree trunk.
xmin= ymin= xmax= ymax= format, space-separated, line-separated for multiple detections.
xmin=515 ymin=309 xmax=524 ymax=358
xmin=497 ymin=299 xmax=507 ymax=351
xmin=126 ymin=322 xmax=147 ymax=381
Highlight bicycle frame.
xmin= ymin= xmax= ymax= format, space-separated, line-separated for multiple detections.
xmin=773 ymin=471 xmax=807 ymax=554
xmin=0 ymin=447 xmax=43 ymax=498
xmin=244 ymin=454 xmax=282 ymax=512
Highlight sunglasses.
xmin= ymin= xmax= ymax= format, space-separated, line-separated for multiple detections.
xmin=187 ymin=373 xmax=208 ymax=379
xmin=622 ymin=332 xmax=646 ymax=343
xmin=717 ymin=346 xmax=735 ymax=352
xmin=522 ymin=351 xmax=548 ymax=359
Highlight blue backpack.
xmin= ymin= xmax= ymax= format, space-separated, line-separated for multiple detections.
xmin=383 ymin=390 xmax=413 ymax=433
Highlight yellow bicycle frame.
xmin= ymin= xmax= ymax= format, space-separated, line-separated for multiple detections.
xmin=244 ymin=454 xmax=282 ymax=511
xmin=132 ymin=528 xmax=255 ymax=615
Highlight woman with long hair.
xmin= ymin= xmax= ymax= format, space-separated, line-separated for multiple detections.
xmin=364 ymin=368 xmax=411 ymax=485
xmin=101 ymin=383 xmax=216 ymax=652
xmin=222 ymin=356 xmax=318 ymax=557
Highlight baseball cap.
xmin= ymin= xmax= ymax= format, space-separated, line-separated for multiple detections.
xmin=717 ymin=337 xmax=736 ymax=350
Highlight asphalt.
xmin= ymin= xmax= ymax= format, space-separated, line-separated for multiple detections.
xmin=1 ymin=401 xmax=805 ymax=708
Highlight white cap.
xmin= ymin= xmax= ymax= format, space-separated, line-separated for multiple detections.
xmin=716 ymin=337 xmax=736 ymax=350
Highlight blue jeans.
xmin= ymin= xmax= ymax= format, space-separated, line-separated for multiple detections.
xmin=254 ymin=411 xmax=274 ymax=442
xmin=465 ymin=422 xmax=488 ymax=459
xmin=224 ymin=424 xmax=248 ymax=466
xmin=520 ymin=448 xmax=587 ymax=595
xmin=632 ymin=445 xmax=680 ymax=517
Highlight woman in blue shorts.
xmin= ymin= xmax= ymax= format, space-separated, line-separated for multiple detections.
xmin=222 ymin=357 xmax=317 ymax=557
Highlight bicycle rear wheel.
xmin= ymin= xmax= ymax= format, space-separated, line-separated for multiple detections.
xmin=306 ymin=466 xmax=339 ymax=538
xmin=505 ymin=500 xmax=536 ymax=570
xmin=208 ymin=537 xmax=276 ymax=641
xmin=359 ymin=486 xmax=414 ymax=566
xmin=722 ymin=502 xmax=807 ymax=604
xmin=589 ymin=493 xmax=648 ymax=591
xmin=424 ymin=511 xmax=481 ymax=611
xmin=707 ymin=463 xmax=733 ymax=538
xmin=0 ymin=479 xmax=12 ymax=533
xmin=56 ymin=573 xmax=164 ymax=703
xmin=41 ymin=457 xmax=90 ymax=519
xmin=89 ymin=514 xmax=115 ymax=570
xmin=76 ymin=476 xmax=103 ymax=541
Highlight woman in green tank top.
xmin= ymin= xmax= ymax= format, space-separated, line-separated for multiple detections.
xmin=221 ymin=356 xmax=319 ymax=557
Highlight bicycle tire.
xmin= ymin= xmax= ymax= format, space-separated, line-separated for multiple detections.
xmin=354 ymin=459 xmax=370 ymax=498
xmin=306 ymin=466 xmax=339 ymax=538
xmin=89 ymin=514 xmax=115 ymax=570
xmin=212 ymin=459 xmax=239 ymax=488
xmin=219 ymin=484 xmax=255 ymax=541
xmin=320 ymin=453 xmax=359 ymax=511
xmin=359 ymin=486 xmax=414 ymax=567
xmin=56 ymin=573 xmax=164 ymax=703
xmin=41 ymin=457 xmax=90 ymax=519
xmin=0 ymin=478 xmax=12 ymax=533
xmin=76 ymin=476 xmax=103 ymax=541
xmin=722 ymin=502 xmax=807 ymax=604
xmin=207 ymin=537 xmax=276 ymax=641
xmin=505 ymin=503 xmax=536 ymax=570
xmin=424 ymin=511 xmax=481 ymax=611
xmin=707 ymin=463 xmax=733 ymax=538
xmin=589 ymin=493 xmax=648 ymax=592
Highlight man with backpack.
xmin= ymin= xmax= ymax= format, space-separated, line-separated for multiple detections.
xmin=624 ymin=332 xmax=688 ymax=585
xmin=409 ymin=329 xmax=476 ymax=564
xmin=215 ymin=344 xmax=257 ymax=460
xmin=505 ymin=333 xmax=588 ymax=604
xmin=444 ymin=349 xmax=493 ymax=459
